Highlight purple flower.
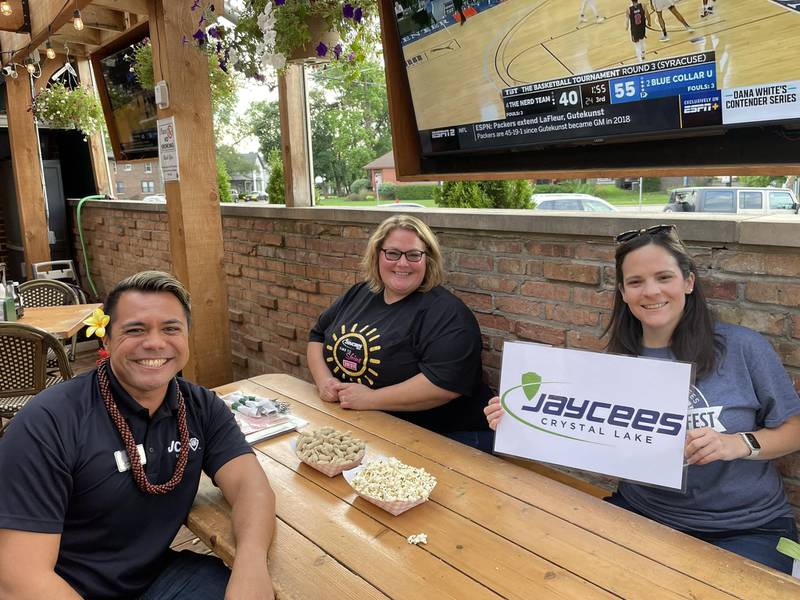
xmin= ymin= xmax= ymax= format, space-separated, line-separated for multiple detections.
xmin=347 ymin=52 xmax=355 ymax=62
xmin=316 ymin=42 xmax=328 ymax=57
xmin=191 ymin=0 xmax=201 ymax=11
xmin=208 ymin=26 xmax=220 ymax=39
xmin=342 ymin=3 xmax=354 ymax=18
xmin=332 ymin=43 xmax=343 ymax=59
xmin=275 ymin=0 xmax=285 ymax=5
xmin=192 ymin=28 xmax=207 ymax=45
xmin=354 ymin=7 xmax=363 ymax=22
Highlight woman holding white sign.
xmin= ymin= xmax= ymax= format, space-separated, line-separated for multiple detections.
xmin=485 ymin=224 xmax=800 ymax=573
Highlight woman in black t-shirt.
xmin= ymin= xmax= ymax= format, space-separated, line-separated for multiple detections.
xmin=308 ymin=215 xmax=493 ymax=451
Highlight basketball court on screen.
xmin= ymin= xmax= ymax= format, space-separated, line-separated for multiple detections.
xmin=402 ymin=0 xmax=800 ymax=130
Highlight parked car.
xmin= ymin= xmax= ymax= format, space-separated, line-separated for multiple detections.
xmin=243 ymin=191 xmax=269 ymax=202
xmin=532 ymin=193 xmax=617 ymax=212
xmin=141 ymin=194 xmax=166 ymax=203
xmin=663 ymin=187 xmax=799 ymax=215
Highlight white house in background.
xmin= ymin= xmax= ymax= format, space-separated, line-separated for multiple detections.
xmin=229 ymin=153 xmax=268 ymax=195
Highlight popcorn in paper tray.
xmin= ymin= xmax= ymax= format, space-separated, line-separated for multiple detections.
xmin=342 ymin=456 xmax=437 ymax=516
xmin=292 ymin=427 xmax=366 ymax=477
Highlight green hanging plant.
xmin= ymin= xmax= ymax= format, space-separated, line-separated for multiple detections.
xmin=31 ymin=83 xmax=105 ymax=137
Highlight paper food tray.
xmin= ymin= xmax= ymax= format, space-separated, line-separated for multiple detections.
xmin=291 ymin=437 xmax=365 ymax=477
xmin=241 ymin=414 xmax=307 ymax=445
xmin=342 ymin=457 xmax=434 ymax=516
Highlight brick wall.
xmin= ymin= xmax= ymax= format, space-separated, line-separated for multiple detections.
xmin=71 ymin=201 xmax=800 ymax=515
xmin=109 ymin=159 xmax=164 ymax=200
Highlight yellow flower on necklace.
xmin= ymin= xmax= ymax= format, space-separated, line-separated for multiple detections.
xmin=83 ymin=308 xmax=110 ymax=338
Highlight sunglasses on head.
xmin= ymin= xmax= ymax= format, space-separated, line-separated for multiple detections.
xmin=615 ymin=224 xmax=676 ymax=244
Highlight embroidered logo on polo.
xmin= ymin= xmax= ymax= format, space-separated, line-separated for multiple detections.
xmin=326 ymin=323 xmax=382 ymax=385
xmin=687 ymin=385 xmax=726 ymax=432
xmin=167 ymin=437 xmax=201 ymax=454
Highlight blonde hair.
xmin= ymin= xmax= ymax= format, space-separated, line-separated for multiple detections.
xmin=361 ymin=215 xmax=444 ymax=294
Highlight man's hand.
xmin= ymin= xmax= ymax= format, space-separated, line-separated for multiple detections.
xmin=225 ymin=556 xmax=274 ymax=600
xmin=317 ymin=377 xmax=341 ymax=403
xmin=684 ymin=427 xmax=750 ymax=465
xmin=335 ymin=383 xmax=376 ymax=410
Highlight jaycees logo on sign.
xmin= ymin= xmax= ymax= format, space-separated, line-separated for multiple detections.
xmin=494 ymin=342 xmax=692 ymax=490
xmin=501 ymin=371 xmax=684 ymax=447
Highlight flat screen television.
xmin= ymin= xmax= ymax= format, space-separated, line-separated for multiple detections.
xmin=382 ymin=0 xmax=800 ymax=176
xmin=91 ymin=23 xmax=158 ymax=161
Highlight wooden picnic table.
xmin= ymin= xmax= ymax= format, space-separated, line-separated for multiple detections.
xmin=17 ymin=303 xmax=101 ymax=339
xmin=189 ymin=373 xmax=800 ymax=599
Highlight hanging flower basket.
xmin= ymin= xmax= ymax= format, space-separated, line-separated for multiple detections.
xmin=31 ymin=83 xmax=104 ymax=137
xmin=287 ymin=14 xmax=340 ymax=63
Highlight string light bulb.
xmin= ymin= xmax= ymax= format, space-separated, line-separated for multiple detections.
xmin=0 ymin=2 xmax=12 ymax=17
xmin=25 ymin=59 xmax=36 ymax=75
xmin=73 ymin=9 xmax=84 ymax=31
xmin=46 ymin=40 xmax=56 ymax=60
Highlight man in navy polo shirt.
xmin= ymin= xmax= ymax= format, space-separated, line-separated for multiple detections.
xmin=0 ymin=271 xmax=276 ymax=599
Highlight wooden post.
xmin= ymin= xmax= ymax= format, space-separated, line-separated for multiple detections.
xmin=146 ymin=0 xmax=232 ymax=388
xmin=278 ymin=64 xmax=313 ymax=207
xmin=77 ymin=59 xmax=112 ymax=196
xmin=4 ymin=72 xmax=51 ymax=278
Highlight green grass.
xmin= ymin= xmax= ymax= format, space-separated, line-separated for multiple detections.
xmin=316 ymin=187 xmax=669 ymax=208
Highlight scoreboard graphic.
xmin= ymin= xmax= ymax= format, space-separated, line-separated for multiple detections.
xmin=421 ymin=51 xmax=800 ymax=154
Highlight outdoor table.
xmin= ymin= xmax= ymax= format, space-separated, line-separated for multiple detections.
xmin=17 ymin=303 xmax=102 ymax=339
xmin=189 ymin=373 xmax=800 ymax=599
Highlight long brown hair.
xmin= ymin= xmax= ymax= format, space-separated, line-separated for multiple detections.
xmin=605 ymin=229 xmax=721 ymax=379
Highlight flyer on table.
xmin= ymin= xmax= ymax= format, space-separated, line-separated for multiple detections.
xmin=494 ymin=342 xmax=693 ymax=490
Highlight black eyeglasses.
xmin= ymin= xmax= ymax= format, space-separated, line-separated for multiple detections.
xmin=381 ymin=248 xmax=426 ymax=262
xmin=615 ymin=224 xmax=677 ymax=244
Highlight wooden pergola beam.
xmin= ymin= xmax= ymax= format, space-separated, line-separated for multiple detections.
xmin=278 ymin=65 xmax=313 ymax=207
xmin=0 ymin=1 xmax=26 ymax=33
xmin=146 ymin=0 xmax=232 ymax=388
xmin=77 ymin=58 xmax=112 ymax=196
xmin=4 ymin=72 xmax=51 ymax=278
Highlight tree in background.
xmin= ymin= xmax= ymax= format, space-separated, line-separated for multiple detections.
xmin=217 ymin=158 xmax=233 ymax=203
xmin=238 ymin=99 xmax=283 ymax=159
xmin=309 ymin=59 xmax=391 ymax=195
xmin=435 ymin=180 xmax=532 ymax=209
xmin=739 ymin=176 xmax=787 ymax=187
xmin=267 ymin=149 xmax=285 ymax=204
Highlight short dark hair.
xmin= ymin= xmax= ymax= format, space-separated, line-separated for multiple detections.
xmin=104 ymin=271 xmax=192 ymax=335
xmin=604 ymin=228 xmax=721 ymax=379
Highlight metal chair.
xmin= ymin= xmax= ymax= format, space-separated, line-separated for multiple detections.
xmin=19 ymin=280 xmax=81 ymax=361
xmin=0 ymin=323 xmax=73 ymax=437
xmin=31 ymin=260 xmax=89 ymax=303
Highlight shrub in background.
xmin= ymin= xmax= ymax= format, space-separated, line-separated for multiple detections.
xmin=377 ymin=182 xmax=396 ymax=200
xmin=435 ymin=180 xmax=531 ymax=209
xmin=267 ymin=159 xmax=285 ymax=204
xmin=351 ymin=178 xmax=370 ymax=193
xmin=396 ymin=184 xmax=437 ymax=201
xmin=217 ymin=158 xmax=233 ymax=203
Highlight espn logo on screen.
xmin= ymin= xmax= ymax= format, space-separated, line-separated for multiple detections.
xmin=681 ymin=91 xmax=722 ymax=128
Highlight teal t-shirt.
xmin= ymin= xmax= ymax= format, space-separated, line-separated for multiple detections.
xmin=618 ymin=322 xmax=800 ymax=532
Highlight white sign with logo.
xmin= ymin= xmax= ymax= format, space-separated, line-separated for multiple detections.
xmin=157 ymin=116 xmax=179 ymax=181
xmin=721 ymin=80 xmax=800 ymax=125
xmin=494 ymin=342 xmax=692 ymax=490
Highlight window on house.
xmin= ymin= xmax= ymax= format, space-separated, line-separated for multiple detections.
xmin=116 ymin=181 xmax=125 ymax=193
xmin=124 ymin=164 xmax=132 ymax=172
xmin=144 ymin=162 xmax=153 ymax=173
xmin=141 ymin=181 xmax=155 ymax=193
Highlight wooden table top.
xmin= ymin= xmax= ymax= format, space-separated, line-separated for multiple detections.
xmin=18 ymin=304 xmax=102 ymax=339
xmin=189 ymin=374 xmax=800 ymax=599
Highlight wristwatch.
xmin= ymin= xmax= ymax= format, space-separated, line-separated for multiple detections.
xmin=739 ymin=432 xmax=761 ymax=458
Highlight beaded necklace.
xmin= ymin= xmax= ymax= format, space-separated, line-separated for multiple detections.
xmin=97 ymin=358 xmax=189 ymax=494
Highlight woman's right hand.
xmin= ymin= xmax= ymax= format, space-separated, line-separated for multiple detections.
xmin=484 ymin=396 xmax=504 ymax=431
xmin=318 ymin=377 xmax=341 ymax=403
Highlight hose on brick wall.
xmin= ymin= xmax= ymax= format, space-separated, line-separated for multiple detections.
xmin=76 ymin=195 xmax=110 ymax=298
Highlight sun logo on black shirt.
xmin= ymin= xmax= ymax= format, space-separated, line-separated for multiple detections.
xmin=327 ymin=323 xmax=382 ymax=385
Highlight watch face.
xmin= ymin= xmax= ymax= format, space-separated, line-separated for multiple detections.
xmin=744 ymin=433 xmax=761 ymax=450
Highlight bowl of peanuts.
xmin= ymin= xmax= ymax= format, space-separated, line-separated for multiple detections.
xmin=293 ymin=427 xmax=366 ymax=477
xmin=343 ymin=456 xmax=437 ymax=516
